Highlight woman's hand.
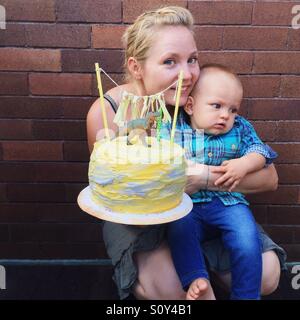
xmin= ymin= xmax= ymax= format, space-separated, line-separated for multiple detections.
xmin=185 ymin=160 xmax=207 ymax=195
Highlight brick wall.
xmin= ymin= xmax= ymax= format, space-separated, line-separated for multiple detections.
xmin=0 ymin=0 xmax=299 ymax=261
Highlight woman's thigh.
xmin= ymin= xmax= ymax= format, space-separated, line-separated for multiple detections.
xmin=133 ymin=241 xmax=185 ymax=300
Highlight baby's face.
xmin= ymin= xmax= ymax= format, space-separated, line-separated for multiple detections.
xmin=186 ymin=71 xmax=243 ymax=135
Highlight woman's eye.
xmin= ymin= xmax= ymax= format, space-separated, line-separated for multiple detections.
xmin=188 ymin=57 xmax=198 ymax=64
xmin=163 ymin=59 xmax=175 ymax=65
xmin=212 ymin=103 xmax=221 ymax=109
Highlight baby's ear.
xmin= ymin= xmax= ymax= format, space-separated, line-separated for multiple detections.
xmin=184 ymin=96 xmax=194 ymax=115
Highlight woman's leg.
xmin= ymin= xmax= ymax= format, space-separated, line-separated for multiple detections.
xmin=133 ymin=241 xmax=216 ymax=300
xmin=214 ymin=250 xmax=281 ymax=296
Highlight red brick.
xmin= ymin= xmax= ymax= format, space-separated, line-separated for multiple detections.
xmin=263 ymin=226 xmax=294 ymax=244
xmin=253 ymin=1 xmax=299 ymax=26
xmin=62 ymin=97 xmax=95 ymax=119
xmin=0 ymin=72 xmax=28 ymax=95
xmin=254 ymin=52 xmax=300 ymax=74
xmin=10 ymin=223 xmax=102 ymax=242
xmin=123 ymin=0 xmax=187 ymax=23
xmin=0 ymin=163 xmax=36 ymax=182
xmin=65 ymin=183 xmax=87 ymax=202
xmin=240 ymin=76 xmax=281 ymax=98
xmin=2 ymin=141 xmax=63 ymax=161
xmin=223 ymin=27 xmax=288 ymax=50
xmin=61 ymin=50 xmax=124 ymax=73
xmin=2 ymin=0 xmax=56 ymax=22
xmin=189 ymin=0 xmax=252 ymax=25
xmin=277 ymin=164 xmax=300 ymax=184
xmin=194 ymin=26 xmax=223 ymax=51
xmin=36 ymin=243 xmax=107 ymax=259
xmin=25 ymin=24 xmax=91 ymax=48
xmin=57 ymin=0 xmax=122 ymax=23
xmin=0 ymin=162 xmax=87 ymax=183
xmin=0 ymin=203 xmax=39 ymax=223
xmin=281 ymin=76 xmax=300 ymax=98
xmin=0 ymin=23 xmax=25 ymax=46
xmin=247 ymin=99 xmax=300 ymax=120
xmin=0 ymin=184 xmax=7 ymax=202
xmin=35 ymin=163 xmax=88 ymax=183
xmin=199 ymin=52 xmax=253 ymax=74
xmin=288 ymin=28 xmax=300 ymax=50
xmin=0 ymin=48 xmax=61 ymax=71
xmin=92 ymin=73 xmax=124 ymax=96
xmin=294 ymin=227 xmax=300 ymax=242
xmin=247 ymin=186 xmax=300 ymax=205
xmin=251 ymin=205 xmax=268 ymax=224
xmin=63 ymin=141 xmax=90 ymax=161
xmin=0 ymin=225 xmax=10 ymax=241
xmin=29 ymin=73 xmax=92 ymax=96
xmin=276 ymin=121 xmax=300 ymax=142
xmin=0 ymin=119 xmax=32 ymax=139
xmin=37 ymin=203 xmax=94 ymax=223
xmin=6 ymin=183 xmax=66 ymax=202
xmin=32 ymin=120 xmax=86 ymax=140
xmin=92 ymin=25 xmax=126 ymax=49
xmin=268 ymin=205 xmax=300 ymax=225
xmin=0 ymin=97 xmax=64 ymax=119
xmin=280 ymin=244 xmax=300 ymax=261
xmin=251 ymin=121 xmax=277 ymax=142
xmin=271 ymin=143 xmax=300 ymax=164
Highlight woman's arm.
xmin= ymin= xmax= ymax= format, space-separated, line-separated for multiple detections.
xmin=185 ymin=162 xmax=278 ymax=195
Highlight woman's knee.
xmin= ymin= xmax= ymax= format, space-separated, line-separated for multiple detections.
xmin=261 ymin=250 xmax=281 ymax=296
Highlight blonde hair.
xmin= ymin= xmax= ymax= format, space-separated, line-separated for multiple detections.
xmin=122 ymin=6 xmax=194 ymax=80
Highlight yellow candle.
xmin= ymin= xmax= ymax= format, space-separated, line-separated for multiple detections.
xmin=170 ymin=70 xmax=184 ymax=143
xmin=95 ymin=63 xmax=110 ymax=139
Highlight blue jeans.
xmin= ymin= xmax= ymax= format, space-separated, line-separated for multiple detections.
xmin=167 ymin=197 xmax=263 ymax=300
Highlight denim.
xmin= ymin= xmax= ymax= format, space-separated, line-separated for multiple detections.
xmin=167 ymin=197 xmax=263 ymax=300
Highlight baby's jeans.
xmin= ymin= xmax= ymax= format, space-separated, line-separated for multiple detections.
xmin=167 ymin=197 xmax=262 ymax=300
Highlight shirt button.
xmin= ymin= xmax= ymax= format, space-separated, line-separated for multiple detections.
xmin=208 ymin=152 xmax=213 ymax=158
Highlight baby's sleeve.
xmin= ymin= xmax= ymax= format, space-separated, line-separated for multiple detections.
xmin=238 ymin=117 xmax=278 ymax=165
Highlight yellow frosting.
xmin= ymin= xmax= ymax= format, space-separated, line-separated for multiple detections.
xmin=88 ymin=136 xmax=186 ymax=214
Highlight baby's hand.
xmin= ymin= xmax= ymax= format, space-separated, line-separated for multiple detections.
xmin=211 ymin=158 xmax=248 ymax=192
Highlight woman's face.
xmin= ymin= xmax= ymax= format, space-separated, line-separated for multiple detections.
xmin=139 ymin=26 xmax=200 ymax=106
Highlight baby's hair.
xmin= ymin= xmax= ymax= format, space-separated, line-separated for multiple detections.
xmin=122 ymin=6 xmax=194 ymax=81
xmin=199 ymin=63 xmax=243 ymax=90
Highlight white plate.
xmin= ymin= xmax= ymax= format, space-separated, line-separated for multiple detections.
xmin=77 ymin=186 xmax=193 ymax=225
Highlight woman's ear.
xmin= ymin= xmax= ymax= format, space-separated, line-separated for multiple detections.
xmin=127 ymin=57 xmax=142 ymax=80
xmin=184 ymin=96 xmax=194 ymax=116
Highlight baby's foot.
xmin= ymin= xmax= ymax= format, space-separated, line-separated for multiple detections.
xmin=186 ymin=278 xmax=209 ymax=300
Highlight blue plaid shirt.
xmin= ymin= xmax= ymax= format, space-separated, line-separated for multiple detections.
xmin=161 ymin=111 xmax=277 ymax=206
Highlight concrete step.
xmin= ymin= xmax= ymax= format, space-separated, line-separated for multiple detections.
xmin=0 ymin=261 xmax=298 ymax=300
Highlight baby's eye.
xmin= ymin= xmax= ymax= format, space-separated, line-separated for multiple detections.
xmin=163 ymin=59 xmax=175 ymax=66
xmin=231 ymin=108 xmax=238 ymax=114
xmin=212 ymin=103 xmax=221 ymax=109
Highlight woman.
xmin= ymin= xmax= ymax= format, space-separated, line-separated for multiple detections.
xmin=87 ymin=6 xmax=286 ymax=300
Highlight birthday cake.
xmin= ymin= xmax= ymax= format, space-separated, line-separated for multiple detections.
xmin=88 ymin=136 xmax=187 ymax=214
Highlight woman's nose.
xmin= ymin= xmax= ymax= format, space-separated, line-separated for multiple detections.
xmin=181 ymin=64 xmax=193 ymax=81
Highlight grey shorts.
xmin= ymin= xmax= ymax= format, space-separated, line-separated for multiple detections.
xmin=103 ymin=222 xmax=287 ymax=300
